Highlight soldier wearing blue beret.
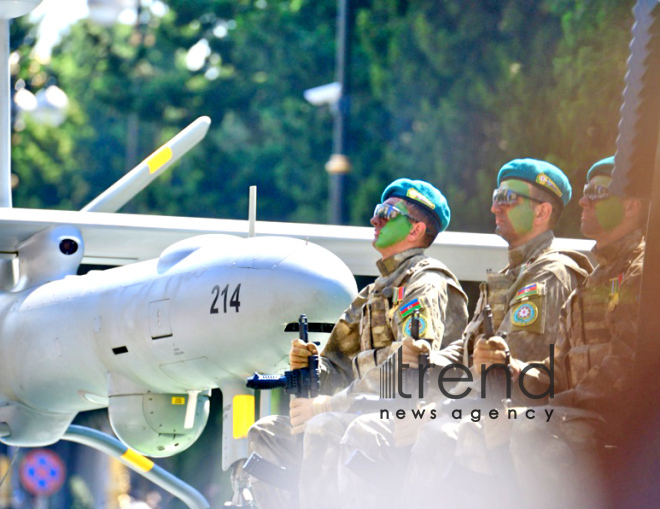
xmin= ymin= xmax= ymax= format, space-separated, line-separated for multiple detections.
xmin=586 ymin=155 xmax=614 ymax=181
xmin=493 ymin=158 xmax=572 ymax=245
xmin=381 ymin=177 xmax=451 ymax=233
xmin=247 ymin=179 xmax=469 ymax=509
xmin=452 ymin=157 xmax=647 ymax=508
xmin=335 ymin=159 xmax=593 ymax=509
xmin=498 ymin=158 xmax=572 ymax=206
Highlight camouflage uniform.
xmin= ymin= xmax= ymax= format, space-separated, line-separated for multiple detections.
xmin=336 ymin=230 xmax=592 ymax=509
xmin=433 ymin=230 xmax=592 ymax=378
xmin=507 ymin=229 xmax=645 ymax=509
xmin=247 ymin=248 xmax=468 ymax=509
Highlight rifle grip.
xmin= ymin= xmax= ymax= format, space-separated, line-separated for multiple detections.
xmin=483 ymin=304 xmax=495 ymax=338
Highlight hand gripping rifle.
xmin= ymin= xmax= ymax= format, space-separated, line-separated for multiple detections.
xmin=246 ymin=314 xmax=320 ymax=398
xmin=481 ymin=310 xmax=518 ymax=498
xmin=482 ymin=304 xmax=511 ymax=405
xmin=243 ymin=315 xmax=319 ymax=491
xmin=408 ymin=310 xmax=432 ymax=402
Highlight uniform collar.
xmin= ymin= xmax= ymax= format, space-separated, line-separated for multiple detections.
xmin=507 ymin=230 xmax=554 ymax=269
xmin=376 ymin=248 xmax=426 ymax=277
xmin=592 ymin=229 xmax=645 ymax=268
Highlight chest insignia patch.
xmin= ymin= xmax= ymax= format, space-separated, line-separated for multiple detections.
xmin=511 ymin=301 xmax=538 ymax=327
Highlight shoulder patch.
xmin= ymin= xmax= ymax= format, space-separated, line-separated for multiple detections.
xmin=404 ymin=313 xmax=429 ymax=338
xmin=511 ymin=301 xmax=538 ymax=327
xmin=515 ymin=283 xmax=538 ymax=300
xmin=400 ymin=298 xmax=422 ymax=318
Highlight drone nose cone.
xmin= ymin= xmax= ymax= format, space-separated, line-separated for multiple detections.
xmin=278 ymin=240 xmax=358 ymax=320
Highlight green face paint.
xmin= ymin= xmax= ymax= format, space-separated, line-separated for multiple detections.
xmin=594 ymin=196 xmax=625 ymax=231
xmin=497 ymin=180 xmax=536 ymax=237
xmin=375 ymin=204 xmax=413 ymax=248
xmin=581 ymin=176 xmax=624 ymax=236
xmin=507 ymin=199 xmax=535 ymax=235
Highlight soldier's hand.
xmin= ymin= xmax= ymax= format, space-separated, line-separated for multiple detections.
xmin=400 ymin=337 xmax=431 ymax=368
xmin=474 ymin=335 xmax=523 ymax=380
xmin=290 ymin=395 xmax=332 ymax=435
xmin=473 ymin=335 xmax=522 ymax=379
xmin=290 ymin=398 xmax=314 ymax=434
xmin=393 ymin=402 xmax=435 ymax=447
xmin=289 ymin=339 xmax=318 ymax=370
xmin=473 ymin=335 xmax=509 ymax=371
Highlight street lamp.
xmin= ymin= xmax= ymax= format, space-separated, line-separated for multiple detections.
xmin=304 ymin=0 xmax=352 ymax=224
xmin=326 ymin=0 xmax=352 ymax=225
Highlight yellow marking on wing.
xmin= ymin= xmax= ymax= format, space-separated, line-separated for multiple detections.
xmin=147 ymin=147 xmax=173 ymax=174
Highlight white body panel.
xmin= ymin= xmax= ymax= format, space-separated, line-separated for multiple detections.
xmin=0 ymin=234 xmax=357 ymax=444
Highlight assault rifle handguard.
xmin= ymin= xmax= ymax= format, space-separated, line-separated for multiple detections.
xmin=482 ymin=304 xmax=511 ymax=405
xmin=246 ymin=314 xmax=320 ymax=398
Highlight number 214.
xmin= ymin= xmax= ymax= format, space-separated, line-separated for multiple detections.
xmin=210 ymin=284 xmax=241 ymax=313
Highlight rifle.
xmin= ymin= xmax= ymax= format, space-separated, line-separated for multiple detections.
xmin=408 ymin=310 xmax=432 ymax=403
xmin=481 ymin=307 xmax=518 ymax=500
xmin=246 ymin=314 xmax=320 ymax=398
xmin=481 ymin=304 xmax=511 ymax=405
xmin=242 ymin=452 xmax=298 ymax=492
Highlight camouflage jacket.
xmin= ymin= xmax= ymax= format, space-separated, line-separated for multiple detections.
xmin=318 ymin=248 xmax=468 ymax=411
xmin=433 ymin=230 xmax=592 ymax=371
xmin=521 ymin=229 xmax=645 ymax=419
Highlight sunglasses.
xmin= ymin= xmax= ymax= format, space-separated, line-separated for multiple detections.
xmin=492 ymin=188 xmax=544 ymax=206
xmin=583 ymin=183 xmax=611 ymax=202
xmin=373 ymin=203 xmax=416 ymax=221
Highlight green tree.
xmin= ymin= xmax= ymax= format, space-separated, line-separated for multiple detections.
xmin=10 ymin=0 xmax=636 ymax=233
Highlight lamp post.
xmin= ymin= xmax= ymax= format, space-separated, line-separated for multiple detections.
xmin=303 ymin=1 xmax=352 ymax=224
xmin=325 ymin=0 xmax=352 ymax=224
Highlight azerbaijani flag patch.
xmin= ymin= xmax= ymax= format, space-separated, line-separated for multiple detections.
xmin=516 ymin=283 xmax=538 ymax=300
xmin=400 ymin=298 xmax=421 ymax=318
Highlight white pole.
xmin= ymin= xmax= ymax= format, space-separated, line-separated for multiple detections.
xmin=248 ymin=186 xmax=257 ymax=237
xmin=0 ymin=20 xmax=11 ymax=208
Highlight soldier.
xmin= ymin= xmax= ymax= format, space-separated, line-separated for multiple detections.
xmin=246 ymin=178 xmax=469 ymax=509
xmin=470 ymin=156 xmax=646 ymax=508
xmin=336 ymin=158 xmax=592 ymax=509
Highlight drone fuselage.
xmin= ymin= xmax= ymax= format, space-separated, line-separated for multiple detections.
xmin=0 ymin=233 xmax=357 ymax=459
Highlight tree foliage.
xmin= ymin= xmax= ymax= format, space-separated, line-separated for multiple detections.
xmin=10 ymin=0 xmax=635 ymax=236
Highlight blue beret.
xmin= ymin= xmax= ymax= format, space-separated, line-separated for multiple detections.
xmin=586 ymin=156 xmax=614 ymax=181
xmin=381 ymin=178 xmax=450 ymax=232
xmin=497 ymin=158 xmax=572 ymax=207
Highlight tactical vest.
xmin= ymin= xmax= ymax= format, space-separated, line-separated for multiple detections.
xmin=461 ymin=273 xmax=516 ymax=367
xmin=358 ymin=258 xmax=465 ymax=352
xmin=565 ymin=280 xmax=614 ymax=388
xmin=461 ymin=249 xmax=591 ymax=367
